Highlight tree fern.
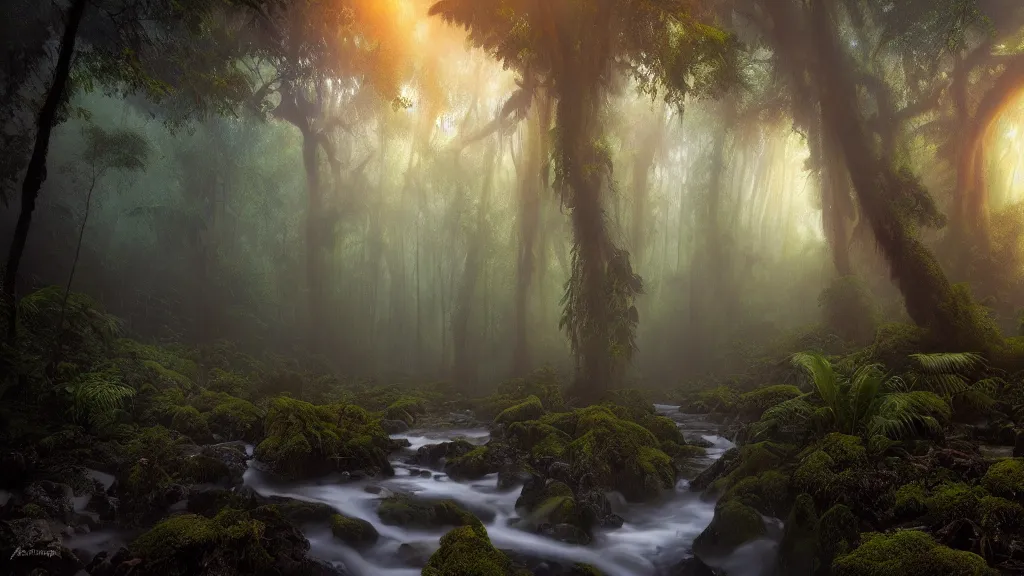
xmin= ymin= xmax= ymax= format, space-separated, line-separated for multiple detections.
xmin=788 ymin=351 xmax=952 ymax=440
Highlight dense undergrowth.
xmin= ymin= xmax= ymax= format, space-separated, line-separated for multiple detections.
xmin=3 ymin=285 xmax=1024 ymax=575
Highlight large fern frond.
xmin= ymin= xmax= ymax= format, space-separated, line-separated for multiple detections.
xmin=868 ymin=391 xmax=950 ymax=439
xmin=910 ymin=352 xmax=984 ymax=374
xmin=849 ymin=363 xmax=883 ymax=435
xmin=751 ymin=395 xmax=816 ymax=439
xmin=792 ymin=351 xmax=840 ymax=416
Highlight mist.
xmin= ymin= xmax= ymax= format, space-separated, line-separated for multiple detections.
xmin=4 ymin=1 xmax=1024 ymax=576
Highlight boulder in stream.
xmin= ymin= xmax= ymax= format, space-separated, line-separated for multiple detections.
xmin=329 ymin=513 xmax=378 ymax=548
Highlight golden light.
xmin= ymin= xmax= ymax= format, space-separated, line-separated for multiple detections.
xmin=987 ymin=90 xmax=1024 ymax=208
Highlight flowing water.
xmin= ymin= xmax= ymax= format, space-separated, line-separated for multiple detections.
xmin=243 ymin=405 xmax=782 ymax=576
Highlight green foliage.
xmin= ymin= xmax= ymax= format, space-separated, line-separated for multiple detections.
xmin=831 ymin=530 xmax=996 ymax=576
xmin=63 ymin=367 xmax=135 ymax=427
xmin=786 ymin=351 xmax=950 ymax=439
xmin=737 ymin=385 xmax=803 ymax=419
xmin=170 ymin=405 xmax=212 ymax=442
xmin=904 ymin=352 xmax=1000 ymax=412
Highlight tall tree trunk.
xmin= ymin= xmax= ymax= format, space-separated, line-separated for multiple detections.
xmin=558 ymin=78 xmax=623 ymax=403
xmin=820 ymin=119 xmax=853 ymax=276
xmin=4 ymin=0 xmax=89 ymax=339
xmin=802 ymin=0 xmax=998 ymax=351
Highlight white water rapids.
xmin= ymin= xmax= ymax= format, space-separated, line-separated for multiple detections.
xmin=242 ymin=405 xmax=779 ymax=576
xmin=62 ymin=405 xmax=779 ymax=575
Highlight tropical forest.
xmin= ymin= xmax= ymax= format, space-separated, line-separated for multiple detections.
xmin=4 ymin=0 xmax=1024 ymax=575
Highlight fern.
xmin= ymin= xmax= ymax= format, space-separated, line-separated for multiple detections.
xmin=65 ymin=370 xmax=136 ymax=426
xmin=910 ymin=352 xmax=983 ymax=373
xmin=788 ymin=351 xmax=952 ymax=440
xmin=908 ymin=351 xmax=1000 ymax=412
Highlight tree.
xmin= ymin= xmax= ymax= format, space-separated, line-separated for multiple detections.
xmin=3 ymin=0 xmax=253 ymax=339
xmin=3 ymin=0 xmax=89 ymax=340
xmin=51 ymin=124 xmax=151 ymax=370
xmin=759 ymin=0 xmax=1002 ymax=353
xmin=430 ymin=0 xmax=739 ymax=402
xmin=240 ymin=0 xmax=410 ymax=352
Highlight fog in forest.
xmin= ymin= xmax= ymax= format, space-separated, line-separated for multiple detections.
xmin=5 ymin=1 xmax=1024 ymax=575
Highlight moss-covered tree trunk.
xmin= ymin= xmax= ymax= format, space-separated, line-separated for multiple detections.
xmin=556 ymin=57 xmax=617 ymax=403
xmin=3 ymin=0 xmax=89 ymax=340
xmin=802 ymin=0 xmax=999 ymax=352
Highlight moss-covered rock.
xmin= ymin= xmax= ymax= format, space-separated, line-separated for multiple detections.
xmin=514 ymin=480 xmax=591 ymax=543
xmin=384 ymin=396 xmax=427 ymax=426
xmin=792 ymin=434 xmax=869 ymax=511
xmin=978 ymin=495 xmax=1024 ymax=535
xmin=555 ymin=406 xmax=676 ymax=502
xmin=776 ymin=494 xmax=819 ymax=575
xmin=721 ymin=470 xmax=791 ymax=517
xmin=206 ymin=397 xmax=263 ymax=442
xmin=446 ymin=445 xmax=501 ymax=480
xmin=925 ymin=483 xmax=986 ymax=528
xmin=818 ymin=504 xmax=860 ymax=567
xmin=831 ymin=530 xmax=997 ymax=576
xmin=737 ymin=385 xmax=803 ymax=420
xmin=330 ymin=513 xmax=378 ymax=548
xmin=170 ymin=406 xmax=213 ymax=443
xmin=495 ymin=396 xmax=544 ymax=426
xmin=506 ymin=421 xmax=571 ymax=461
xmin=130 ymin=506 xmax=320 ymax=576
xmin=422 ymin=525 xmax=521 ymax=576
xmin=254 ymin=397 xmax=393 ymax=480
xmin=705 ymin=442 xmax=792 ymax=496
xmin=377 ymin=496 xmax=481 ymax=530
xmin=130 ymin=509 xmax=271 ymax=575
xmin=981 ymin=458 xmax=1024 ymax=502
xmin=693 ymin=500 xmax=766 ymax=559
xmin=892 ymin=483 xmax=928 ymax=520
xmin=639 ymin=415 xmax=686 ymax=445
xmin=415 ymin=440 xmax=476 ymax=468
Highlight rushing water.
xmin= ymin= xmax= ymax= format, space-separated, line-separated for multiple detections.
xmin=242 ymin=405 xmax=784 ymax=576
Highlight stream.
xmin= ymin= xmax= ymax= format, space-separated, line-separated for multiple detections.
xmin=242 ymin=405 xmax=780 ymax=576
xmin=59 ymin=405 xmax=780 ymax=575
